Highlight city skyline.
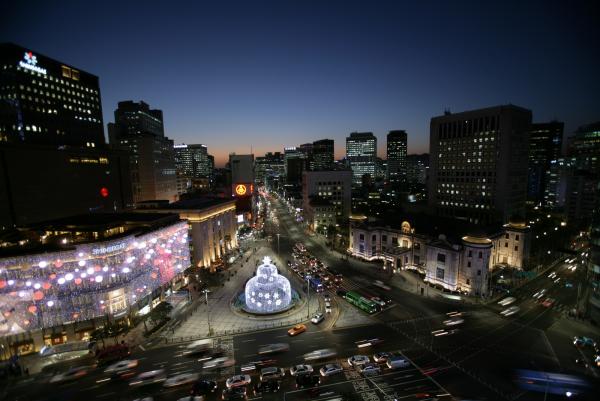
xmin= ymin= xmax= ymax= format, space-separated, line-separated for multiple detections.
xmin=4 ymin=0 xmax=599 ymax=166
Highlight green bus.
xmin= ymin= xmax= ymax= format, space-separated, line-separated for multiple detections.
xmin=344 ymin=291 xmax=378 ymax=314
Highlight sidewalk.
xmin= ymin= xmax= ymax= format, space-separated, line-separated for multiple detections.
xmin=163 ymin=243 xmax=321 ymax=343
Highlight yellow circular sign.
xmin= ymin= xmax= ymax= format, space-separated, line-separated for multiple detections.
xmin=235 ymin=184 xmax=247 ymax=196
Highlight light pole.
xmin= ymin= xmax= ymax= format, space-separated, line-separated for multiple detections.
xmin=276 ymin=233 xmax=281 ymax=255
xmin=307 ymin=275 xmax=311 ymax=319
xmin=202 ymin=289 xmax=212 ymax=336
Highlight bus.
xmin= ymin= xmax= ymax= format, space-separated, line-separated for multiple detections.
xmin=514 ymin=369 xmax=591 ymax=397
xmin=344 ymin=291 xmax=378 ymax=314
xmin=96 ymin=343 xmax=130 ymax=366
xmin=308 ymin=277 xmax=323 ymax=293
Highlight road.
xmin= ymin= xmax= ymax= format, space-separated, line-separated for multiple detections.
xmin=3 ymin=193 xmax=599 ymax=401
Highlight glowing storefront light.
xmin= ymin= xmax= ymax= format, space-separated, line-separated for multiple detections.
xmin=0 ymin=221 xmax=190 ymax=335
xmin=244 ymin=256 xmax=292 ymax=314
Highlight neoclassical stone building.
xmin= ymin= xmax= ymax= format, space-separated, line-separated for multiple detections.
xmin=348 ymin=215 xmax=530 ymax=296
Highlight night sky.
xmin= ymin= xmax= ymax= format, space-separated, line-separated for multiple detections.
xmin=3 ymin=0 xmax=598 ymax=166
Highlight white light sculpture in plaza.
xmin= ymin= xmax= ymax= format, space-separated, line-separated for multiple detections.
xmin=244 ymin=256 xmax=292 ymax=313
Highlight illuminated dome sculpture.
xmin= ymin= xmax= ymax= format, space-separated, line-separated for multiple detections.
xmin=244 ymin=256 xmax=292 ymax=314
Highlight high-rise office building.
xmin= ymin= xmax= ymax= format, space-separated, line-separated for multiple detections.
xmin=255 ymin=152 xmax=285 ymax=184
xmin=527 ymin=122 xmax=563 ymax=205
xmin=229 ymin=154 xmax=255 ymax=187
xmin=406 ymin=154 xmax=429 ymax=185
xmin=108 ymin=101 xmax=177 ymax=203
xmin=588 ymin=182 xmax=600 ymax=323
xmin=428 ymin=105 xmax=532 ymax=225
xmin=0 ymin=43 xmax=104 ymax=147
xmin=565 ymin=122 xmax=600 ymax=226
xmin=346 ymin=132 xmax=377 ymax=185
xmin=0 ymin=44 xmax=132 ymax=228
xmin=386 ymin=130 xmax=408 ymax=185
xmin=174 ymin=144 xmax=213 ymax=180
xmin=312 ymin=139 xmax=334 ymax=170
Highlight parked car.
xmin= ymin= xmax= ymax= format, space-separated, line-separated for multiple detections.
xmin=347 ymin=355 xmax=370 ymax=366
xmin=225 ymin=375 xmax=251 ymax=389
xmin=222 ymin=386 xmax=247 ymax=401
xmin=253 ymin=380 xmax=280 ymax=395
xmin=373 ymin=352 xmax=391 ymax=363
xmin=319 ymin=363 xmax=343 ymax=377
xmin=295 ymin=374 xmax=321 ymax=389
xmin=288 ymin=324 xmax=307 ymax=336
xmin=357 ymin=363 xmax=381 ymax=375
xmin=191 ymin=379 xmax=217 ymax=396
xmin=259 ymin=367 xmax=285 ymax=382
xmin=387 ymin=356 xmax=410 ymax=370
xmin=289 ymin=364 xmax=313 ymax=376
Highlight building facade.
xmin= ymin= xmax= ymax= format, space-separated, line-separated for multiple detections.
xmin=302 ymin=170 xmax=352 ymax=223
xmin=174 ymin=144 xmax=213 ymax=181
xmin=386 ymin=130 xmax=407 ymax=185
xmin=428 ymin=105 xmax=532 ymax=225
xmin=348 ymin=217 xmax=530 ymax=297
xmin=406 ymin=154 xmax=429 ymax=185
xmin=312 ymin=139 xmax=334 ymax=171
xmin=565 ymin=122 xmax=600 ymax=227
xmin=136 ymin=198 xmax=238 ymax=270
xmin=108 ymin=101 xmax=177 ymax=203
xmin=0 ymin=143 xmax=132 ymax=229
xmin=527 ymin=122 xmax=563 ymax=205
xmin=255 ymin=152 xmax=285 ymax=186
xmin=346 ymin=132 xmax=377 ymax=185
xmin=0 ymin=43 xmax=104 ymax=147
xmin=0 ymin=213 xmax=189 ymax=354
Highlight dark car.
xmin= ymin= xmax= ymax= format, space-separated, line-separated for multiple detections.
xmin=191 ymin=379 xmax=218 ymax=396
xmin=253 ymin=380 xmax=280 ymax=395
xmin=295 ymin=374 xmax=321 ymax=389
xmin=222 ymin=386 xmax=247 ymax=400
xmin=336 ymin=289 xmax=347 ymax=297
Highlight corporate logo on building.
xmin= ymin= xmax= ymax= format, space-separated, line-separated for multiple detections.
xmin=91 ymin=242 xmax=127 ymax=256
xmin=233 ymin=183 xmax=253 ymax=197
xmin=18 ymin=51 xmax=47 ymax=75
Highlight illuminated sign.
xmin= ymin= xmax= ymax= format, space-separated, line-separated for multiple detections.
xmin=100 ymin=187 xmax=109 ymax=198
xmin=235 ymin=184 xmax=247 ymax=196
xmin=18 ymin=52 xmax=47 ymax=75
xmin=233 ymin=183 xmax=254 ymax=197
xmin=91 ymin=242 xmax=127 ymax=255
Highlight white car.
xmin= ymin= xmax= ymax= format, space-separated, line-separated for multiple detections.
xmin=225 ymin=374 xmax=251 ymax=388
xmin=203 ymin=357 xmax=235 ymax=370
xmin=548 ymin=272 xmax=557 ymax=279
xmin=500 ymin=306 xmax=520 ymax=316
xmin=498 ymin=297 xmax=516 ymax=306
xmin=311 ymin=313 xmax=325 ymax=324
xmin=319 ymin=363 xmax=343 ymax=376
xmin=347 ymin=355 xmax=370 ymax=366
xmin=129 ymin=369 xmax=167 ymax=386
xmin=164 ymin=372 xmax=200 ymax=388
xmin=443 ymin=318 xmax=464 ymax=326
xmin=258 ymin=343 xmax=289 ymax=354
xmin=303 ymin=349 xmax=337 ymax=361
xmin=325 ymin=302 xmax=332 ymax=313
xmin=49 ymin=366 xmax=88 ymax=383
xmin=357 ymin=363 xmax=381 ymax=375
xmin=104 ymin=359 xmax=138 ymax=374
xmin=372 ymin=352 xmax=392 ymax=363
xmin=289 ymin=364 xmax=313 ymax=376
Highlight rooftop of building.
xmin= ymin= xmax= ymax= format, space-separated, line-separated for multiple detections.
xmin=352 ymin=212 xmax=515 ymax=244
xmin=431 ymin=104 xmax=532 ymax=121
xmin=0 ymin=212 xmax=182 ymax=258
xmin=136 ymin=197 xmax=235 ymax=211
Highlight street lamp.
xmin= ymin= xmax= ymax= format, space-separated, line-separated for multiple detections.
xmin=306 ymin=274 xmax=311 ymax=319
xmin=202 ymin=289 xmax=212 ymax=336
xmin=276 ymin=233 xmax=281 ymax=255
